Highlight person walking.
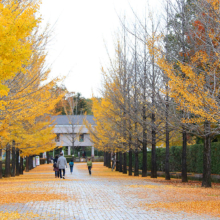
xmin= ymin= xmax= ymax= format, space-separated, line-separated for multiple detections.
xmin=87 ymin=158 xmax=92 ymax=175
xmin=53 ymin=155 xmax=59 ymax=178
xmin=69 ymin=159 xmax=74 ymax=174
xmin=57 ymin=152 xmax=67 ymax=179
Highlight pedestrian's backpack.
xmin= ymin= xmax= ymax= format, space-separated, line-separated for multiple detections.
xmin=53 ymin=162 xmax=57 ymax=168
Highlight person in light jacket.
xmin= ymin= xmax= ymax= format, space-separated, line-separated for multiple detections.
xmin=57 ymin=152 xmax=67 ymax=179
xmin=87 ymin=158 xmax=92 ymax=175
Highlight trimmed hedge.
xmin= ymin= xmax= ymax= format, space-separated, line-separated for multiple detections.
xmin=40 ymin=158 xmax=46 ymax=164
xmin=1 ymin=161 xmax=25 ymax=177
xmin=126 ymin=142 xmax=220 ymax=174
xmin=65 ymin=156 xmax=73 ymax=163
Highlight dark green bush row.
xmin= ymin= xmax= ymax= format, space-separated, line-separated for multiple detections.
xmin=65 ymin=156 xmax=73 ymax=163
xmin=50 ymin=147 xmax=104 ymax=159
xmin=1 ymin=162 xmax=25 ymax=177
xmin=40 ymin=158 xmax=47 ymax=164
xmin=128 ymin=142 xmax=220 ymax=174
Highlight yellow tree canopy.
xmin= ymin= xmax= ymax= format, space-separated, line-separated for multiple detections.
xmin=0 ymin=0 xmax=40 ymax=99
xmin=0 ymin=0 xmax=65 ymax=156
xmin=158 ymin=0 xmax=220 ymax=123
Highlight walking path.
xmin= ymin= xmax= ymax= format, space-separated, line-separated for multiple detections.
xmin=0 ymin=163 xmax=220 ymax=219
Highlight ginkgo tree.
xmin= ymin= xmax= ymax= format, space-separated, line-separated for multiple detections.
xmin=158 ymin=0 xmax=220 ymax=187
xmin=0 ymin=0 xmax=65 ymax=178
xmin=0 ymin=0 xmax=39 ymax=99
xmin=86 ymin=33 xmax=171 ymax=177
xmin=86 ymin=94 xmax=125 ymax=167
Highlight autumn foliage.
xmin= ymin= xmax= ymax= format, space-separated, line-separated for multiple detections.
xmin=83 ymin=0 xmax=220 ymax=188
xmin=0 ymin=0 xmax=65 ymax=158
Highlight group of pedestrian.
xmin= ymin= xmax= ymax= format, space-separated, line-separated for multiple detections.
xmin=53 ymin=152 xmax=93 ymax=178
xmin=53 ymin=152 xmax=68 ymax=179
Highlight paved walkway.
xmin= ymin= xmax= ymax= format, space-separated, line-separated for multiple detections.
xmin=0 ymin=163 xmax=219 ymax=219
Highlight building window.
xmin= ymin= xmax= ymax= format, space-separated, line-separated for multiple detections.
xmin=55 ymin=134 xmax=60 ymax=142
xmin=79 ymin=134 xmax=84 ymax=142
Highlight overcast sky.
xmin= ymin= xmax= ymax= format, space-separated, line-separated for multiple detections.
xmin=40 ymin=0 xmax=161 ymax=98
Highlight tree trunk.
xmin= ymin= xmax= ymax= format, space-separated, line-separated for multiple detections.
xmin=119 ymin=151 xmax=123 ymax=172
xmin=11 ymin=141 xmax=16 ymax=177
xmin=31 ymin=156 xmax=33 ymax=169
xmin=107 ymin=152 xmax=109 ymax=167
xmin=142 ymin=138 xmax=147 ymax=177
xmin=105 ymin=152 xmax=107 ymax=167
xmin=116 ymin=152 xmax=119 ymax=171
xmin=142 ymin=102 xmax=147 ymax=177
xmin=105 ymin=152 xmax=108 ymax=167
xmin=202 ymin=121 xmax=212 ymax=187
xmin=134 ymin=148 xmax=139 ymax=176
xmin=108 ymin=152 xmax=111 ymax=168
xmin=46 ymin=152 xmax=50 ymax=164
xmin=129 ymin=148 xmax=132 ymax=176
xmin=29 ymin=156 xmax=31 ymax=170
xmin=32 ymin=156 xmax=34 ymax=169
xmin=31 ymin=156 xmax=33 ymax=170
xmin=165 ymin=118 xmax=170 ymax=180
xmin=30 ymin=156 xmax=33 ymax=170
xmin=16 ymin=148 xmax=20 ymax=176
xmin=0 ymin=149 xmax=2 ymax=179
xmin=105 ymin=151 xmax=107 ymax=166
xmin=123 ymin=152 xmax=127 ymax=174
xmin=26 ymin=157 xmax=29 ymax=172
xmin=104 ymin=151 xmax=106 ymax=166
xmin=151 ymin=112 xmax=157 ymax=178
xmin=182 ymin=127 xmax=188 ymax=182
xmin=20 ymin=157 xmax=23 ymax=175
xmin=5 ymin=144 xmax=11 ymax=177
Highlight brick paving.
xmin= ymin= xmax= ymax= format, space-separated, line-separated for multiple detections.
xmin=0 ymin=163 xmax=219 ymax=220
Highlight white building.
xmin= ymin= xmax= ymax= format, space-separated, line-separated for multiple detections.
xmin=51 ymin=115 xmax=95 ymax=156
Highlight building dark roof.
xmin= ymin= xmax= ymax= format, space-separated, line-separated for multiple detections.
xmin=51 ymin=115 xmax=95 ymax=125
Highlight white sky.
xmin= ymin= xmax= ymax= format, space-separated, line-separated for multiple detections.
xmin=40 ymin=0 xmax=161 ymax=98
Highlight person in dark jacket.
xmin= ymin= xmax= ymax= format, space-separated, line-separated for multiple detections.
xmin=53 ymin=155 xmax=59 ymax=178
xmin=69 ymin=160 xmax=74 ymax=174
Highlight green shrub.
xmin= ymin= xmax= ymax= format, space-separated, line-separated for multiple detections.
xmin=40 ymin=158 xmax=46 ymax=165
xmin=65 ymin=156 xmax=73 ymax=163
xmin=145 ymin=142 xmax=220 ymax=174
xmin=211 ymin=142 xmax=220 ymax=174
xmin=124 ymin=142 xmax=220 ymax=174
